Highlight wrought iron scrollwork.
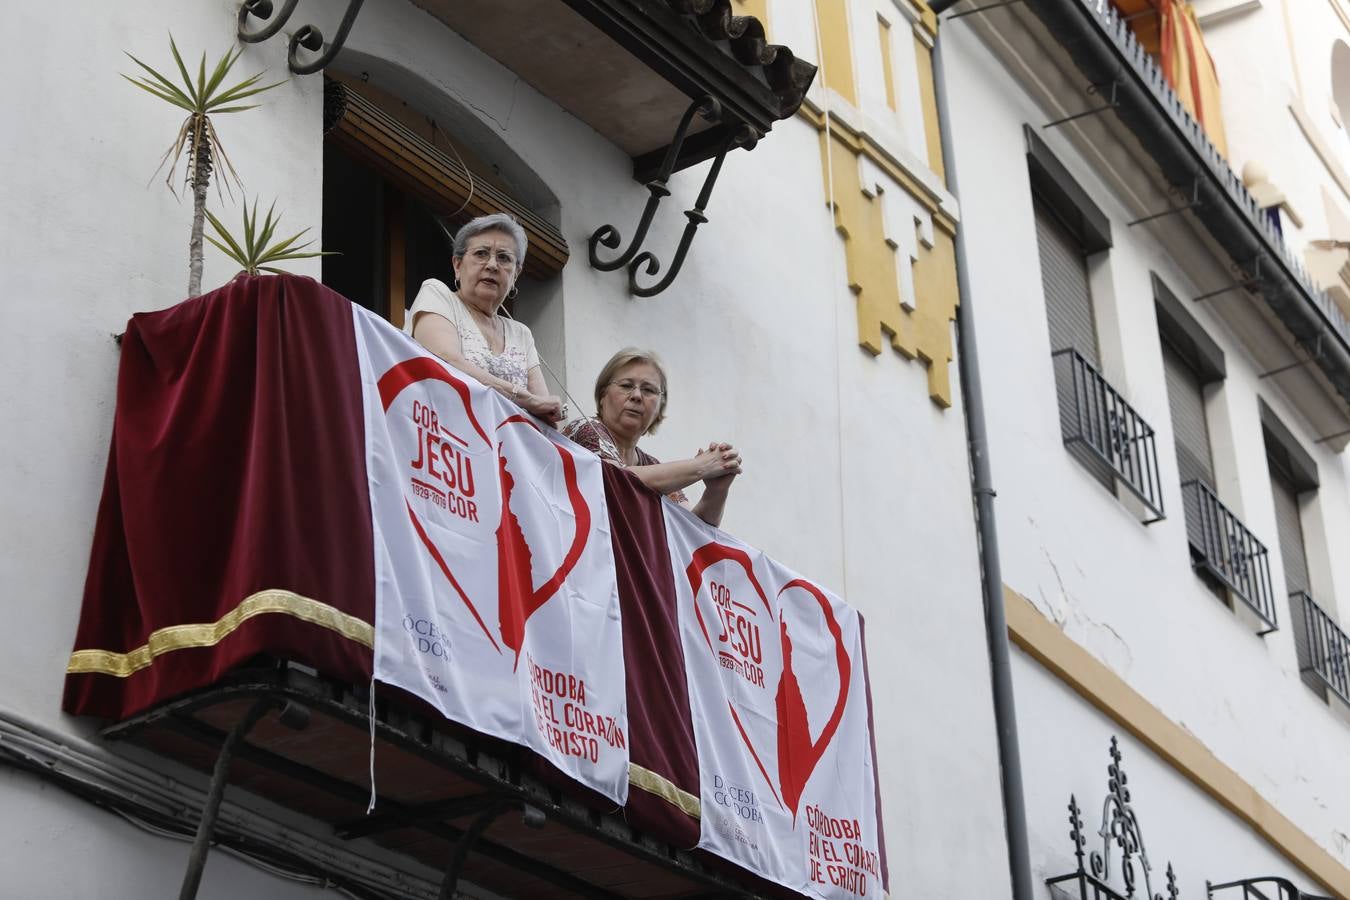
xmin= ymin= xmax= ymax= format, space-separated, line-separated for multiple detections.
xmin=589 ymin=95 xmax=758 ymax=297
xmin=1047 ymin=737 xmax=1179 ymax=900
xmin=236 ymin=0 xmax=366 ymax=75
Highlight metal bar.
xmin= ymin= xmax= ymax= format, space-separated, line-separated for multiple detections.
xmin=1313 ymin=427 xmax=1350 ymax=444
xmin=338 ymin=793 xmax=501 ymax=839
xmin=178 ymin=699 xmax=274 ymax=900
xmin=438 ymin=801 xmax=509 ymax=900
xmin=1127 ymin=195 xmax=1201 ymax=227
xmin=1044 ymin=82 xmax=1118 ymax=129
xmin=237 ymin=0 xmax=299 ymax=43
xmin=159 ymin=714 xmax=630 ymax=900
xmin=1258 ymin=357 xmax=1318 ymax=379
xmin=946 ymin=0 xmax=1024 ymax=19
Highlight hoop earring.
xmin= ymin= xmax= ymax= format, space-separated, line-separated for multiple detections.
xmin=507 ymin=285 xmax=519 ymax=300
xmin=451 ymin=277 xmax=461 ymax=292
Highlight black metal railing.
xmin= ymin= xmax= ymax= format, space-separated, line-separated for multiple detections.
xmin=1208 ymin=875 xmax=1335 ymax=900
xmin=1052 ymin=348 xmax=1166 ymax=522
xmin=1295 ymin=591 xmax=1350 ymax=706
xmin=1181 ymin=480 xmax=1277 ymax=632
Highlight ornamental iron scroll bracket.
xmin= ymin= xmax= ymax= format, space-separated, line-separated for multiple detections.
xmin=1207 ymin=876 xmax=1335 ymax=900
xmin=237 ymin=0 xmax=366 ymax=75
xmin=588 ymin=95 xmax=759 ymax=297
xmin=1047 ymin=737 xmax=1179 ymax=900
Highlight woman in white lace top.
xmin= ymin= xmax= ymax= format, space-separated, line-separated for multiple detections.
xmin=408 ymin=213 xmax=564 ymax=425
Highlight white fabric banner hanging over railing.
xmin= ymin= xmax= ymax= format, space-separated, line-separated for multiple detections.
xmin=663 ymin=503 xmax=886 ymax=899
xmin=352 ymin=306 xmax=630 ymax=805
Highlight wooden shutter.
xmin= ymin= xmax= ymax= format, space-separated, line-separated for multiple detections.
xmin=323 ymin=81 xmax=568 ymax=281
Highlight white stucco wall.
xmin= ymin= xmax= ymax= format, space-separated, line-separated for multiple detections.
xmin=0 ymin=0 xmax=1012 ymax=895
xmin=943 ymin=12 xmax=1350 ymax=884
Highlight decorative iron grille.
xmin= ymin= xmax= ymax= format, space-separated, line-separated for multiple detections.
xmin=1207 ymin=875 xmax=1335 ymax=900
xmin=1052 ymin=348 xmax=1166 ymax=522
xmin=1180 ymin=480 xmax=1277 ymax=632
xmin=1295 ymin=591 xmax=1350 ymax=706
xmin=1046 ymin=737 xmax=1179 ymax=900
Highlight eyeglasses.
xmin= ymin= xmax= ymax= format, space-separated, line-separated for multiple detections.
xmin=465 ymin=246 xmax=518 ymax=270
xmin=609 ymin=379 xmax=664 ymax=399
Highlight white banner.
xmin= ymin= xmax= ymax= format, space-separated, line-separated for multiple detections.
xmin=664 ymin=503 xmax=886 ymax=898
xmin=352 ymin=307 xmax=628 ymax=804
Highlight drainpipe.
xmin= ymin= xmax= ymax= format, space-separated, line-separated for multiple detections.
xmin=928 ymin=5 xmax=1036 ymax=900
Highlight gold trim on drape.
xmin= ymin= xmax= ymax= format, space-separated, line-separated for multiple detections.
xmin=1160 ymin=0 xmax=1229 ymax=156
xmin=66 ymin=590 xmax=374 ymax=678
xmin=629 ymin=762 xmax=701 ymax=819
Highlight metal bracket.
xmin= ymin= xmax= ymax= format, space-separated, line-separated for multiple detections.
xmin=946 ymin=0 xmax=1024 ymax=20
xmin=437 ymin=800 xmax=545 ymax=900
xmin=1314 ymin=427 xmax=1350 ymax=444
xmin=1258 ymin=335 xmax=1323 ymax=379
xmin=1044 ymin=80 xmax=1119 ymax=129
xmin=1128 ymin=180 xmax=1202 ymax=227
xmin=1193 ymin=256 xmax=1263 ymax=302
xmin=178 ymin=699 xmax=309 ymax=900
xmin=590 ymin=95 xmax=720 ymax=274
xmin=589 ymin=95 xmax=757 ymax=298
xmin=236 ymin=0 xmax=366 ymax=75
xmin=629 ymin=125 xmax=756 ymax=298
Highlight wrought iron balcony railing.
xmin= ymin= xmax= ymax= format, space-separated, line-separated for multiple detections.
xmin=1181 ymin=480 xmax=1277 ymax=632
xmin=1295 ymin=591 xmax=1350 ymax=706
xmin=1052 ymin=348 xmax=1166 ymax=522
xmin=1208 ymin=875 xmax=1335 ymax=900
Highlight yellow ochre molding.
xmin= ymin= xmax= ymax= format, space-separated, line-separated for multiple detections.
xmin=911 ymin=31 xmax=946 ymax=185
xmin=907 ymin=0 xmax=939 ymax=39
xmin=66 ymin=590 xmax=374 ymax=678
xmin=798 ymin=103 xmax=957 ymax=235
xmin=815 ymin=0 xmax=858 ymax=106
xmin=821 ymin=128 xmax=961 ymax=407
xmin=629 ymin=763 xmax=701 ymax=818
xmin=1003 ymin=585 xmax=1350 ymax=898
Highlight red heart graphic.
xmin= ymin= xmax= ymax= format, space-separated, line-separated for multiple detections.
xmin=495 ymin=414 xmax=591 ymax=669
xmin=775 ymin=579 xmax=851 ymax=821
xmin=686 ymin=542 xmax=784 ymax=810
xmin=378 ymin=358 xmax=499 ymax=652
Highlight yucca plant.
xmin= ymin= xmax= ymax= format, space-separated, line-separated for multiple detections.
xmin=123 ymin=37 xmax=284 ymax=297
xmin=205 ymin=199 xmax=333 ymax=276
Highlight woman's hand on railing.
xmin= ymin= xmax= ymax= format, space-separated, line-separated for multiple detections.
xmin=520 ymin=391 xmax=564 ymax=425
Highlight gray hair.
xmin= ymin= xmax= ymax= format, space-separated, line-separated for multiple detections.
xmin=451 ymin=213 xmax=528 ymax=264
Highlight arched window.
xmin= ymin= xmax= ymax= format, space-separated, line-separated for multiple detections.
xmin=319 ymin=60 xmax=566 ymax=349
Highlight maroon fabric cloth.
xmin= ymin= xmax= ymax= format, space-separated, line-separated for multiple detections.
xmin=63 ymin=274 xmax=375 ymax=719
xmin=602 ymin=464 xmax=700 ymax=845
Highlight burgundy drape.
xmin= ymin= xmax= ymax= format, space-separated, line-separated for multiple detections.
xmin=63 ymin=274 xmax=375 ymax=719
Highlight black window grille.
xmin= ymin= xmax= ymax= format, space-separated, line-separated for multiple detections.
xmin=1295 ymin=591 xmax=1350 ymax=707
xmin=1181 ymin=480 xmax=1277 ymax=632
xmin=1052 ymin=348 xmax=1165 ymax=522
xmin=1207 ymin=875 xmax=1335 ymax=900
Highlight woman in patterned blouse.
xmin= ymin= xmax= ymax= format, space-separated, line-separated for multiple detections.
xmin=409 ymin=213 xmax=565 ymax=425
xmin=563 ymin=349 xmax=741 ymax=527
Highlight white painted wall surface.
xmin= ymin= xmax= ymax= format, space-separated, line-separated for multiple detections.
xmin=944 ymin=14 xmax=1350 ymax=877
xmin=0 ymin=0 xmax=1011 ymax=895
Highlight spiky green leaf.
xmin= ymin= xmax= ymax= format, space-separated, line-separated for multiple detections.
xmin=168 ymin=36 xmax=200 ymax=109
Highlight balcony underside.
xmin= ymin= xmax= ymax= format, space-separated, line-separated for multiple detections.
xmin=101 ymin=661 xmax=776 ymax=900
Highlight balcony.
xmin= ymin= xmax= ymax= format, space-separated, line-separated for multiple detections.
xmin=1052 ymin=348 xmax=1166 ymax=522
xmin=1294 ymin=591 xmax=1350 ymax=707
xmin=1181 ymin=480 xmax=1277 ymax=632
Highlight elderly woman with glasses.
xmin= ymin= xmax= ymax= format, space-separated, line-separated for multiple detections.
xmin=563 ymin=348 xmax=741 ymax=526
xmin=409 ymin=212 xmax=565 ymax=424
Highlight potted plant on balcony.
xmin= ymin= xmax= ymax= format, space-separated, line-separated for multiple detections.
xmin=123 ymin=37 xmax=283 ymax=297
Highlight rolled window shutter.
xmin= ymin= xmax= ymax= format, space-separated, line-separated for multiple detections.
xmin=1035 ymin=198 xmax=1098 ymax=363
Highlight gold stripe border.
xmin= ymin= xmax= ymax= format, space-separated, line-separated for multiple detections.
xmin=1005 ymin=585 xmax=1350 ymax=897
xmin=67 ymin=589 xmax=374 ymax=678
xmin=629 ymin=762 xmax=701 ymax=819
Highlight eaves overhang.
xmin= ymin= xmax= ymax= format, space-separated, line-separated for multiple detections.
xmin=1010 ymin=0 xmax=1350 ymax=416
xmin=410 ymin=0 xmax=817 ymax=181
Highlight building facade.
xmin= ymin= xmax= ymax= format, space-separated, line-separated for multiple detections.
xmin=940 ymin=0 xmax=1350 ymax=895
xmin=0 ymin=1 xmax=1015 ymax=897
